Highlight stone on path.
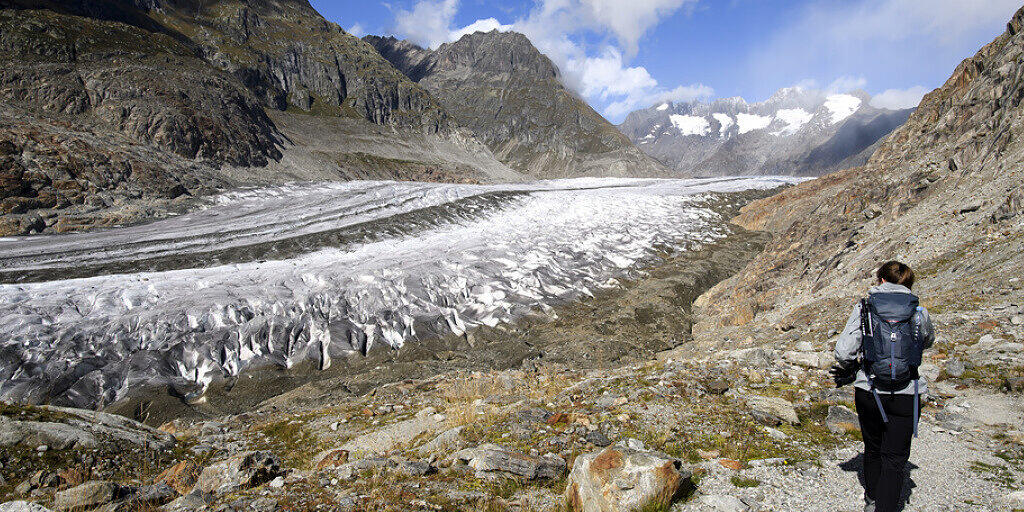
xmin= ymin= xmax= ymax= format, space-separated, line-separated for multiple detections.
xmin=565 ymin=447 xmax=692 ymax=512
xmin=825 ymin=405 xmax=860 ymax=434
xmin=741 ymin=394 xmax=800 ymax=425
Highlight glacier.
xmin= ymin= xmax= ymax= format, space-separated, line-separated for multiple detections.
xmin=0 ymin=177 xmax=796 ymax=409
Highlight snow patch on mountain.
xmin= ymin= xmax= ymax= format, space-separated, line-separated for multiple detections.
xmin=823 ymin=94 xmax=862 ymax=124
xmin=656 ymin=103 xmax=669 ymax=111
xmin=737 ymin=113 xmax=772 ymax=134
xmin=712 ymin=113 xmax=734 ymax=138
xmin=670 ymin=114 xmax=711 ymax=136
xmin=773 ymin=108 xmax=813 ymax=136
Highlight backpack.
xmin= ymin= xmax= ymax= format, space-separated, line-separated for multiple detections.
xmin=859 ymin=292 xmax=923 ymax=392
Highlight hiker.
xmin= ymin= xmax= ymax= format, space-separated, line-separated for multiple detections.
xmin=830 ymin=261 xmax=935 ymax=512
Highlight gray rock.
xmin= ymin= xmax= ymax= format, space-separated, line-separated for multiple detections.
xmin=160 ymin=491 xmax=214 ymax=512
xmin=999 ymin=490 xmax=1024 ymax=509
xmin=743 ymin=394 xmax=800 ymax=425
xmin=584 ymin=430 xmax=611 ymax=447
xmin=795 ymin=341 xmax=815 ymax=352
xmin=566 ymin=447 xmax=692 ymax=512
xmin=52 ymin=481 xmax=121 ymax=511
xmin=698 ymin=494 xmax=749 ymax=512
xmin=935 ymin=411 xmax=971 ymax=432
xmin=0 ymin=502 xmax=54 ymax=512
xmin=0 ymin=406 xmax=174 ymax=452
xmin=394 ymin=460 xmax=434 ymax=477
xmin=943 ymin=359 xmax=967 ymax=378
xmin=517 ymin=408 xmax=553 ymax=423
xmin=127 ymin=483 xmax=177 ymax=507
xmin=336 ymin=457 xmax=396 ymax=480
xmin=193 ymin=452 xmax=282 ymax=496
xmin=452 ymin=444 xmax=565 ymax=480
xmin=825 ymin=405 xmax=860 ymax=434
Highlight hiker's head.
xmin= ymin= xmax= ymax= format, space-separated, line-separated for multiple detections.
xmin=876 ymin=260 xmax=915 ymax=289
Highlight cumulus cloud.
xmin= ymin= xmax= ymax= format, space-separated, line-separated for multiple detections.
xmin=449 ymin=18 xmax=513 ymax=42
xmin=392 ymin=0 xmax=706 ymax=121
xmin=347 ymin=23 xmax=366 ymax=38
xmin=827 ymin=75 xmax=868 ymax=93
xmin=393 ymin=0 xmax=459 ymax=49
xmin=750 ymin=0 xmax=1021 ymax=97
xmin=870 ymin=85 xmax=930 ymax=109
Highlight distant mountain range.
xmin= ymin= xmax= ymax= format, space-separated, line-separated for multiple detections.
xmin=619 ymin=88 xmax=913 ymax=176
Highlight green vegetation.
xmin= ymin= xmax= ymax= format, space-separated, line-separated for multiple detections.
xmin=731 ymin=475 xmax=762 ymax=488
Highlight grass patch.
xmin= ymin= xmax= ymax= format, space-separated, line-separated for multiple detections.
xmin=731 ymin=475 xmax=761 ymax=488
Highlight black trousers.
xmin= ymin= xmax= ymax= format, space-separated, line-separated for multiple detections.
xmin=855 ymin=388 xmax=918 ymax=512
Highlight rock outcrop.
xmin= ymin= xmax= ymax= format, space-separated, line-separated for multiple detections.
xmin=695 ymin=5 xmax=1024 ymax=330
xmin=619 ymin=87 xmax=912 ymax=177
xmin=366 ymin=32 xmax=672 ymax=179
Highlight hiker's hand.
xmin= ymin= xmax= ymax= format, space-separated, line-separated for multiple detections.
xmin=830 ymin=361 xmax=858 ymax=388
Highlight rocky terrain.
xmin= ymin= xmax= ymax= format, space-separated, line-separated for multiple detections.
xmin=619 ymin=88 xmax=912 ymax=177
xmin=366 ymin=32 xmax=671 ymax=179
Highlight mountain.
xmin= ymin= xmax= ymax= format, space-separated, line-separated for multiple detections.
xmin=619 ymin=88 xmax=912 ymax=177
xmin=693 ymin=5 xmax=1024 ymax=335
xmin=0 ymin=0 xmax=524 ymax=235
xmin=366 ymin=32 xmax=672 ymax=179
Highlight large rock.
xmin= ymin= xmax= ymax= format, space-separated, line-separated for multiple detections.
xmin=0 ymin=503 xmax=54 ymax=512
xmin=565 ymin=447 xmax=692 ymax=512
xmin=452 ymin=444 xmax=565 ymax=480
xmin=336 ymin=407 xmax=445 ymax=457
xmin=155 ymin=461 xmax=202 ymax=495
xmin=825 ymin=405 xmax=860 ymax=434
xmin=51 ymin=481 xmax=121 ymax=511
xmin=193 ymin=452 xmax=282 ymax=496
xmin=740 ymin=394 xmax=800 ymax=425
xmin=0 ymin=406 xmax=175 ymax=451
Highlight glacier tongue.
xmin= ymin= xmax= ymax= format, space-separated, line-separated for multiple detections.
xmin=0 ymin=177 xmax=796 ymax=408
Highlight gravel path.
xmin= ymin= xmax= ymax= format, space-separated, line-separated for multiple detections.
xmin=677 ymin=395 xmax=1023 ymax=512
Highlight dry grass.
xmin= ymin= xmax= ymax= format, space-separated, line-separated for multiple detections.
xmin=437 ymin=367 xmax=576 ymax=428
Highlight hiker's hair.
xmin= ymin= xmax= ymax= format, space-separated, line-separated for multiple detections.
xmin=877 ymin=260 xmax=915 ymax=289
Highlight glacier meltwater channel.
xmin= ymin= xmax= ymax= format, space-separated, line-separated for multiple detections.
xmin=0 ymin=177 xmax=795 ymax=408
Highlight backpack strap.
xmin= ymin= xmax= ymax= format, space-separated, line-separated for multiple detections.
xmin=860 ymin=297 xmax=872 ymax=338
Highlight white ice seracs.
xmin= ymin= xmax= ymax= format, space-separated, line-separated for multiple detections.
xmin=0 ymin=177 xmax=798 ymax=408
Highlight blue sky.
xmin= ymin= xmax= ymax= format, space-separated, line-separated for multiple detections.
xmin=311 ymin=0 xmax=1021 ymax=123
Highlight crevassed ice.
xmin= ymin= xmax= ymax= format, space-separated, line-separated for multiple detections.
xmin=0 ymin=177 xmax=797 ymax=409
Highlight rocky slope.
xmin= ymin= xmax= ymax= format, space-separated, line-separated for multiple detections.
xmin=366 ymin=32 xmax=672 ymax=179
xmin=692 ymin=5 xmax=1024 ymax=334
xmin=619 ymin=88 xmax=912 ymax=177
xmin=0 ymin=2 xmax=523 ymax=236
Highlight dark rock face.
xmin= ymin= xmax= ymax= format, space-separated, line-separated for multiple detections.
xmin=367 ymin=32 xmax=671 ymax=179
xmin=135 ymin=0 xmax=450 ymax=133
xmin=619 ymin=88 xmax=912 ymax=177
xmin=0 ymin=9 xmax=282 ymax=167
xmin=697 ymin=5 xmax=1024 ymax=328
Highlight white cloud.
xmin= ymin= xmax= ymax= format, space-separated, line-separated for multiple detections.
xmin=394 ymin=0 xmax=459 ymax=49
xmin=391 ymin=0 xmax=707 ymax=121
xmin=828 ymin=75 xmax=867 ymax=93
xmin=347 ymin=23 xmax=366 ymax=38
xmin=449 ymin=17 xmax=514 ymax=42
xmin=870 ymin=85 xmax=929 ymax=109
xmin=750 ymin=0 xmax=1020 ymax=99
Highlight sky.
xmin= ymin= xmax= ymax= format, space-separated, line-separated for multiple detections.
xmin=310 ymin=0 xmax=1022 ymax=123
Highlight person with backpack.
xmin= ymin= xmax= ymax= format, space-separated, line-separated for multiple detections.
xmin=830 ymin=261 xmax=935 ymax=512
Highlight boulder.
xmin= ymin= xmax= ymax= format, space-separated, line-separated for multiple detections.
xmin=0 ymin=406 xmax=174 ymax=451
xmin=52 ymin=481 xmax=121 ymax=511
xmin=825 ymin=405 xmax=860 ymax=434
xmin=565 ymin=447 xmax=692 ymax=512
xmin=585 ymin=430 xmax=612 ymax=447
xmin=193 ymin=452 xmax=282 ymax=496
xmin=452 ymin=444 xmax=565 ymax=480
xmin=155 ymin=461 xmax=202 ymax=496
xmin=338 ymin=407 xmax=445 ymax=456
xmin=943 ymin=359 xmax=967 ymax=378
xmin=0 ymin=503 xmax=54 ymax=512
xmin=742 ymin=395 xmax=800 ymax=425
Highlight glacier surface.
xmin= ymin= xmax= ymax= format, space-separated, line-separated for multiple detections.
xmin=0 ymin=177 xmax=796 ymax=408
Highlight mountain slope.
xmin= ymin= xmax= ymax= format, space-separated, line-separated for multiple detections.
xmin=0 ymin=2 xmax=524 ymax=235
xmin=366 ymin=32 xmax=672 ymax=179
xmin=693 ymin=6 xmax=1024 ymax=335
xmin=620 ymin=88 xmax=912 ymax=177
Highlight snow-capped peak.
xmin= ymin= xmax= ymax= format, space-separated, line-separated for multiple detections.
xmin=823 ymin=94 xmax=862 ymax=124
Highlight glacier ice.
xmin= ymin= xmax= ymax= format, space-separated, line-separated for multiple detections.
xmin=0 ymin=177 xmax=797 ymax=408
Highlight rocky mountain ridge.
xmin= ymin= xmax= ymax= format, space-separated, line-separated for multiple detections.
xmin=366 ymin=32 xmax=672 ymax=179
xmin=619 ymin=87 xmax=912 ymax=176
